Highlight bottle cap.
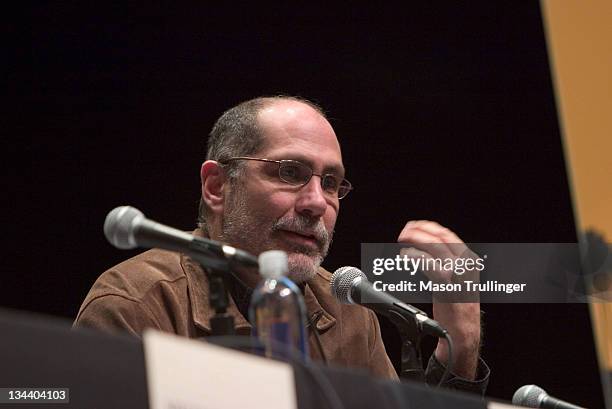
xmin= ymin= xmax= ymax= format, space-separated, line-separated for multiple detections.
xmin=258 ymin=250 xmax=288 ymax=278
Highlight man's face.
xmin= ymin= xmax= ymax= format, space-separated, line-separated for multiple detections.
xmin=219 ymin=101 xmax=343 ymax=283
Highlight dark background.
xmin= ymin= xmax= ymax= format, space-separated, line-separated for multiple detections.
xmin=8 ymin=2 xmax=603 ymax=407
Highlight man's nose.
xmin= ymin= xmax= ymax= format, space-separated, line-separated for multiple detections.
xmin=295 ymin=176 xmax=328 ymax=218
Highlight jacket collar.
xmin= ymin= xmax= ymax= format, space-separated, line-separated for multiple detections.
xmin=303 ymin=270 xmax=337 ymax=332
xmin=182 ymin=229 xmax=336 ymax=334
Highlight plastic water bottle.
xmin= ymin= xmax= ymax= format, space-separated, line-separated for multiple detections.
xmin=249 ymin=250 xmax=309 ymax=360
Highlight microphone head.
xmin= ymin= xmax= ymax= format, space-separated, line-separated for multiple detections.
xmin=512 ymin=384 xmax=546 ymax=408
xmin=104 ymin=206 xmax=144 ymax=249
xmin=331 ymin=266 xmax=367 ymax=304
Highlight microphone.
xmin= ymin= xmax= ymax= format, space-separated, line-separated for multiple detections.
xmin=104 ymin=206 xmax=258 ymax=269
xmin=512 ymin=385 xmax=585 ymax=409
xmin=330 ymin=266 xmax=447 ymax=337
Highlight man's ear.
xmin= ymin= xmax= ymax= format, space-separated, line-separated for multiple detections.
xmin=200 ymin=160 xmax=226 ymax=215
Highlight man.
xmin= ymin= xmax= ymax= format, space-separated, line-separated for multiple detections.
xmin=75 ymin=96 xmax=488 ymax=393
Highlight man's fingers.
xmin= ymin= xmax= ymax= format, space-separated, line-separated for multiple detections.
xmin=399 ymin=246 xmax=431 ymax=260
xmin=399 ymin=220 xmax=466 ymax=257
xmin=398 ymin=227 xmax=455 ymax=259
xmin=406 ymin=220 xmax=463 ymax=243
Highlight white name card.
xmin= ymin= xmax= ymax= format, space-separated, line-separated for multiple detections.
xmin=144 ymin=330 xmax=297 ymax=409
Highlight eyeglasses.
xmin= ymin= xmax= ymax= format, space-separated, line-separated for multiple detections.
xmin=220 ymin=157 xmax=353 ymax=199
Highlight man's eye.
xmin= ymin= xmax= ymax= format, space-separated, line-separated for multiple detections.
xmin=322 ymin=176 xmax=339 ymax=192
xmin=279 ymin=164 xmax=303 ymax=183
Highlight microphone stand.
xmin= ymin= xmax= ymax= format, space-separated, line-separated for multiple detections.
xmin=208 ymin=269 xmax=235 ymax=336
xmin=387 ymin=310 xmax=425 ymax=382
xmin=188 ymin=252 xmax=237 ymax=336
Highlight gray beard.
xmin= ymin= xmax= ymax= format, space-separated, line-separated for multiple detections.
xmin=219 ymin=186 xmax=333 ymax=284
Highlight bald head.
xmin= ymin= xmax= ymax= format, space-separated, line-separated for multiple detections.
xmin=205 ymin=96 xmax=329 ymax=163
xmin=256 ymin=99 xmax=342 ymax=160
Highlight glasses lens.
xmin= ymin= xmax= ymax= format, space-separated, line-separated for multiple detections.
xmin=321 ymin=175 xmax=340 ymax=194
xmin=337 ymin=179 xmax=352 ymax=199
xmin=279 ymin=161 xmax=311 ymax=185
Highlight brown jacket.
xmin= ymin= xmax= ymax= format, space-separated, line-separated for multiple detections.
xmin=74 ymin=247 xmax=398 ymax=379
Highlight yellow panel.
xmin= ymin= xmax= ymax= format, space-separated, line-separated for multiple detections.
xmin=542 ymin=3 xmax=612 ymax=403
xmin=541 ymin=0 xmax=612 ymax=240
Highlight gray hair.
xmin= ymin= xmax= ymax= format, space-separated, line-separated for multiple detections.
xmin=197 ymin=95 xmax=326 ymax=230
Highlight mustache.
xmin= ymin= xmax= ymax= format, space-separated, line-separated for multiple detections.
xmin=271 ymin=215 xmax=331 ymax=251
